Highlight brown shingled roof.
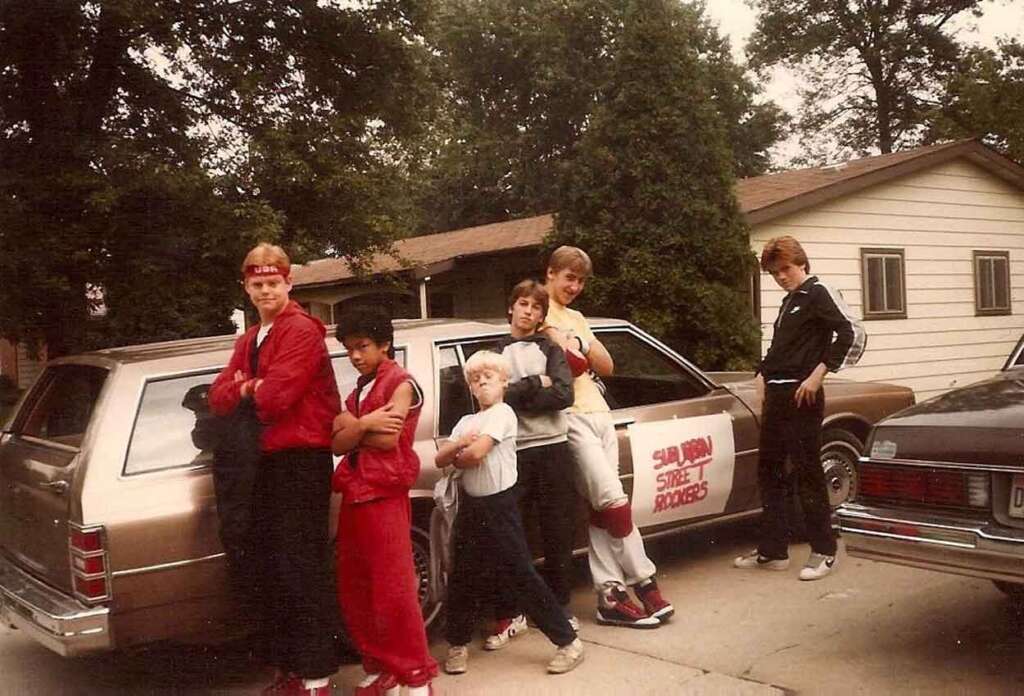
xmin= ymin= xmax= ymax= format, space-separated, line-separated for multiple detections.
xmin=293 ymin=139 xmax=1024 ymax=288
xmin=292 ymin=213 xmax=553 ymax=287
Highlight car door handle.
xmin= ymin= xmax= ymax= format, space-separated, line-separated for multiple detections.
xmin=39 ymin=480 xmax=69 ymax=496
xmin=612 ymin=416 xmax=636 ymax=427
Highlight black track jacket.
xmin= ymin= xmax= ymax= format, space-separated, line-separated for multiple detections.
xmin=759 ymin=275 xmax=866 ymax=383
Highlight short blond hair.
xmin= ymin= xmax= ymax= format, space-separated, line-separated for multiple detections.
xmin=241 ymin=242 xmax=291 ymax=276
xmin=547 ymin=245 xmax=593 ymax=277
xmin=463 ymin=350 xmax=511 ymax=383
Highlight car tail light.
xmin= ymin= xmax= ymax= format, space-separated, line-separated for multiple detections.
xmin=69 ymin=524 xmax=111 ymax=604
xmin=858 ymin=463 xmax=989 ymax=510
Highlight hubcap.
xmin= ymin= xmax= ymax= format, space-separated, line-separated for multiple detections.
xmin=821 ymin=442 xmax=859 ymax=508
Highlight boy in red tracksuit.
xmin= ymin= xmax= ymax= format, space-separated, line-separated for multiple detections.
xmin=331 ymin=306 xmax=437 ymax=696
xmin=209 ymin=243 xmax=341 ymax=696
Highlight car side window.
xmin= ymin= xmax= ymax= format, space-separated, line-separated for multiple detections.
xmin=594 ymin=330 xmax=709 ymax=408
xmin=436 ymin=339 xmax=503 ymax=437
xmin=17 ymin=365 xmax=108 ymax=450
xmin=124 ymin=371 xmax=221 ymax=475
xmin=437 ymin=346 xmax=471 ymax=438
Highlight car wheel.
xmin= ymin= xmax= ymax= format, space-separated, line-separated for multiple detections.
xmin=993 ymin=580 xmax=1024 ymax=605
xmin=330 ymin=524 xmax=443 ymax=636
xmin=820 ymin=429 xmax=864 ymax=508
xmin=411 ymin=525 xmax=444 ymax=630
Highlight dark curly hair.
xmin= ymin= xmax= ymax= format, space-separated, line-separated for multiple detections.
xmin=335 ymin=305 xmax=395 ymax=358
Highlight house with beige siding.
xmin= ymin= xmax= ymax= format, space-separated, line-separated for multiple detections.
xmin=282 ymin=140 xmax=1024 ymax=400
xmin=740 ymin=140 xmax=1024 ymax=401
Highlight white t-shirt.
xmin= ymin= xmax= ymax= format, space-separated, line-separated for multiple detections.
xmin=256 ymin=322 xmax=273 ymax=348
xmin=450 ymin=402 xmax=518 ymax=497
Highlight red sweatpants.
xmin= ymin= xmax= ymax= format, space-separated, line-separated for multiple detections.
xmin=337 ymin=495 xmax=438 ymax=687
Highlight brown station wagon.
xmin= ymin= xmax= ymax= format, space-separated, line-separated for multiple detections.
xmin=838 ymin=335 xmax=1024 ymax=599
xmin=0 ymin=318 xmax=914 ymax=656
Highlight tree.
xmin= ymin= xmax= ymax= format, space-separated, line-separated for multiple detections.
xmin=748 ymin=0 xmax=982 ymax=160
xmin=0 ymin=1 xmax=433 ymax=355
xmin=417 ymin=0 xmax=785 ymax=233
xmin=926 ymin=40 xmax=1024 ymax=163
xmin=550 ymin=0 xmax=760 ymax=371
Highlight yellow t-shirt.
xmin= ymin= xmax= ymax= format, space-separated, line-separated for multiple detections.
xmin=544 ymin=301 xmax=610 ymax=414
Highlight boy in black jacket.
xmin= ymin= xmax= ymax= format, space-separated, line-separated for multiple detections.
xmin=487 ymin=280 xmax=579 ymax=647
xmin=735 ymin=236 xmax=866 ymax=581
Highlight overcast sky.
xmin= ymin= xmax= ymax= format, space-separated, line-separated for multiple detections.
xmin=702 ymin=0 xmax=1024 ymax=165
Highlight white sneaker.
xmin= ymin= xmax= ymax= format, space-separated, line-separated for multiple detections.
xmin=484 ymin=614 xmax=528 ymax=651
xmin=444 ymin=645 xmax=468 ymax=674
xmin=799 ymin=552 xmax=836 ymax=581
xmin=547 ymin=638 xmax=585 ymax=674
xmin=733 ymin=550 xmax=790 ymax=570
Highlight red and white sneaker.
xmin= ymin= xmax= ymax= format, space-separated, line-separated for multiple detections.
xmin=633 ymin=578 xmax=675 ymax=622
xmin=353 ymin=673 xmax=400 ymax=696
xmin=484 ymin=614 xmax=529 ymax=650
xmin=596 ymin=587 xmax=660 ymax=629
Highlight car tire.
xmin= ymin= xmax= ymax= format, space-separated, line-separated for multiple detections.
xmin=820 ymin=429 xmax=864 ymax=509
xmin=993 ymin=580 xmax=1024 ymax=605
xmin=786 ymin=429 xmax=864 ymax=540
xmin=330 ymin=524 xmax=444 ymax=646
xmin=411 ymin=524 xmax=444 ymax=631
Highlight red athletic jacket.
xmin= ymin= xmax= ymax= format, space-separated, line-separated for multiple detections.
xmin=209 ymin=301 xmax=341 ymax=453
xmin=332 ymin=358 xmax=422 ymax=504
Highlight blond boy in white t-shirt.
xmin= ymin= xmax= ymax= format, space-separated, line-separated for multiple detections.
xmin=435 ymin=351 xmax=583 ymax=676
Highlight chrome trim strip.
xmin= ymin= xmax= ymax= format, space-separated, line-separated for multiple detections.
xmin=859 ymin=455 xmax=1023 ymax=474
xmin=110 ymin=551 xmax=226 ymax=578
xmin=841 ymin=526 xmax=976 ymax=549
xmin=16 ymin=435 xmax=79 ymax=454
xmin=839 ymin=504 xmax=1024 ymax=546
xmin=640 ymin=509 xmax=762 ymax=541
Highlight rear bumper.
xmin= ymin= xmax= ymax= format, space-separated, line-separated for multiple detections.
xmin=0 ymin=554 xmax=111 ymax=656
xmin=838 ymin=503 xmax=1024 ymax=584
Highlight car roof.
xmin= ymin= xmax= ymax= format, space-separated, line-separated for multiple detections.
xmin=72 ymin=316 xmax=630 ymax=366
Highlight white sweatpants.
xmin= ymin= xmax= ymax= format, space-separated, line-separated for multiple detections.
xmin=566 ymin=412 xmax=657 ymax=592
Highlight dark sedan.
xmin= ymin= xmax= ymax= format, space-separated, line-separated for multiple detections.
xmin=838 ymin=335 xmax=1024 ymax=599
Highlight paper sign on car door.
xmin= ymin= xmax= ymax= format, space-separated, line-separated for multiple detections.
xmin=628 ymin=413 xmax=735 ymax=528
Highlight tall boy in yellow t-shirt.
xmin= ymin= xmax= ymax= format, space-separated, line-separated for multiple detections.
xmin=542 ymin=246 xmax=673 ymax=629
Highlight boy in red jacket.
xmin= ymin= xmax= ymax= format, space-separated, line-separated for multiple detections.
xmin=209 ymin=243 xmax=341 ymax=696
xmin=331 ymin=306 xmax=437 ymax=696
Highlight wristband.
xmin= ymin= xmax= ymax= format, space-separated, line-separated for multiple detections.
xmin=576 ymin=335 xmax=590 ymax=355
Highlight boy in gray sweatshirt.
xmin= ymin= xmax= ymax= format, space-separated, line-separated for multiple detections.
xmin=487 ymin=279 xmax=579 ymax=648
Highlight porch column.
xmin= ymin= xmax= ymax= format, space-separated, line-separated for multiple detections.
xmin=418 ymin=277 xmax=429 ymax=319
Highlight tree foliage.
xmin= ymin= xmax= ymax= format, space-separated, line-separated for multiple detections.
xmin=0 ymin=0 xmax=433 ymax=354
xmin=748 ymin=0 xmax=982 ymax=160
xmin=925 ymin=40 xmax=1024 ymax=163
xmin=418 ymin=0 xmax=786 ymax=233
xmin=549 ymin=0 xmax=759 ymax=371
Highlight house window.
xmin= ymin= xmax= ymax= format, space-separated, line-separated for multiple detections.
xmin=861 ymin=248 xmax=906 ymax=319
xmin=973 ymin=251 xmax=1011 ymax=316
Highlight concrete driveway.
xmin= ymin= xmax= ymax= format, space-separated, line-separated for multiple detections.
xmin=3 ymin=520 xmax=1024 ymax=695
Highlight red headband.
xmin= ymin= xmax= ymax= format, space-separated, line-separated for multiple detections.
xmin=244 ymin=264 xmax=290 ymax=279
